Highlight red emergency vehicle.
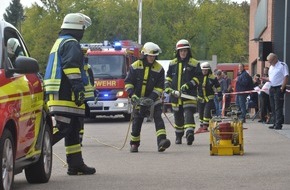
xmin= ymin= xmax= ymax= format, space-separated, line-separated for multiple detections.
xmin=82 ymin=40 xmax=141 ymax=120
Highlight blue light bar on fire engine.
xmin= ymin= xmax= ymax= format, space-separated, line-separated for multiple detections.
xmin=114 ymin=42 xmax=122 ymax=50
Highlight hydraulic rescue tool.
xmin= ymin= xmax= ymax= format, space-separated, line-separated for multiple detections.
xmin=171 ymin=90 xmax=197 ymax=101
xmin=131 ymin=97 xmax=154 ymax=117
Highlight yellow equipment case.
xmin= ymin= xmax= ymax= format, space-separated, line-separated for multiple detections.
xmin=209 ymin=116 xmax=244 ymax=156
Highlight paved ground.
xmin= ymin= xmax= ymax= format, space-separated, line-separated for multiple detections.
xmin=14 ymin=113 xmax=290 ymax=190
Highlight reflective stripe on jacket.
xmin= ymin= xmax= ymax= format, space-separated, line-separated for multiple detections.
xmin=44 ymin=35 xmax=85 ymax=116
xmin=125 ymin=59 xmax=164 ymax=102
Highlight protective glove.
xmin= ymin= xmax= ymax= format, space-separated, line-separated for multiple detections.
xmin=171 ymin=90 xmax=180 ymax=98
xmin=75 ymin=91 xmax=85 ymax=106
xmin=180 ymin=83 xmax=189 ymax=92
xmin=181 ymin=81 xmax=195 ymax=92
xmin=164 ymin=87 xmax=173 ymax=94
xmin=131 ymin=94 xmax=139 ymax=104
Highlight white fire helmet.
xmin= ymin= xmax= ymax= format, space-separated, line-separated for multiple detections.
xmin=141 ymin=42 xmax=162 ymax=56
xmin=176 ymin=39 xmax=191 ymax=50
xmin=200 ymin=62 xmax=211 ymax=70
xmin=200 ymin=62 xmax=211 ymax=69
xmin=61 ymin=13 xmax=92 ymax=30
xmin=7 ymin=38 xmax=20 ymax=56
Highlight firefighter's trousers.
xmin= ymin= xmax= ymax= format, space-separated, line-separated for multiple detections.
xmin=53 ymin=115 xmax=84 ymax=167
xmin=130 ymin=103 xmax=167 ymax=146
xmin=173 ymin=105 xmax=196 ymax=137
xmin=198 ymin=99 xmax=215 ymax=127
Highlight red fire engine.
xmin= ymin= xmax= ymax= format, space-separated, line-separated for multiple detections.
xmin=82 ymin=40 xmax=141 ymax=120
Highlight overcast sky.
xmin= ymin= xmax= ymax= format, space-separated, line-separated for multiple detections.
xmin=1 ymin=0 xmax=250 ymax=20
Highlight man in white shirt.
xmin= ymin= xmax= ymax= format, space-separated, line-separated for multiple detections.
xmin=262 ymin=53 xmax=289 ymax=130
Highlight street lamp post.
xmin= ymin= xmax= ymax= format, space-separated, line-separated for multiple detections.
xmin=138 ymin=0 xmax=142 ymax=44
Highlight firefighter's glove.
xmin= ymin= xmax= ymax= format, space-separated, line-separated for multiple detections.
xmin=172 ymin=90 xmax=180 ymax=98
xmin=180 ymin=84 xmax=189 ymax=92
xmin=164 ymin=87 xmax=173 ymax=94
xmin=181 ymin=81 xmax=195 ymax=92
xmin=75 ymin=91 xmax=85 ymax=106
xmin=131 ymin=94 xmax=139 ymax=104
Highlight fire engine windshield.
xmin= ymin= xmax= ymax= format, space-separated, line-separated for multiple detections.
xmin=88 ymin=55 xmax=126 ymax=79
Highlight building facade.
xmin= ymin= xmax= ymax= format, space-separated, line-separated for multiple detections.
xmin=249 ymin=0 xmax=290 ymax=75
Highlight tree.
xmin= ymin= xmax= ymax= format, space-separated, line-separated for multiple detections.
xmin=20 ymin=0 xmax=250 ymax=72
xmin=3 ymin=0 xmax=24 ymax=31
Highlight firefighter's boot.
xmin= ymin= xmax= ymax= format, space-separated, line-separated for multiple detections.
xmin=175 ymin=132 xmax=184 ymax=144
xmin=130 ymin=144 xmax=139 ymax=153
xmin=158 ymin=139 xmax=171 ymax=152
xmin=186 ymin=130 xmax=195 ymax=145
xmin=67 ymin=164 xmax=96 ymax=175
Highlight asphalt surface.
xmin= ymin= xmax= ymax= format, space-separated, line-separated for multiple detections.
xmin=14 ymin=113 xmax=290 ymax=190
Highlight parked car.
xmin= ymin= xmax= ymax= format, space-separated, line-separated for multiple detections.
xmin=0 ymin=20 xmax=53 ymax=189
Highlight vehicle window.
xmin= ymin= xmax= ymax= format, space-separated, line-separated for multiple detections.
xmin=4 ymin=28 xmax=28 ymax=67
xmin=89 ymin=55 xmax=125 ymax=79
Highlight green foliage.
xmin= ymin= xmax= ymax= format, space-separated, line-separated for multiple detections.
xmin=3 ymin=0 xmax=24 ymax=31
xmin=18 ymin=0 xmax=249 ymax=73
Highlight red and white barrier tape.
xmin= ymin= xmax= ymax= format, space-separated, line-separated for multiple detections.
xmin=221 ymin=88 xmax=290 ymax=116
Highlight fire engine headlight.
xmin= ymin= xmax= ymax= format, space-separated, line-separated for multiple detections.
xmin=116 ymin=91 xmax=124 ymax=97
xmin=115 ymin=103 xmax=127 ymax=108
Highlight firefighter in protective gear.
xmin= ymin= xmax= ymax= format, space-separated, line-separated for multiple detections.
xmin=44 ymin=13 xmax=96 ymax=175
xmin=125 ymin=42 xmax=171 ymax=153
xmin=79 ymin=47 xmax=98 ymax=145
xmin=7 ymin=37 xmax=24 ymax=64
xmin=165 ymin=39 xmax=202 ymax=145
xmin=196 ymin=62 xmax=222 ymax=133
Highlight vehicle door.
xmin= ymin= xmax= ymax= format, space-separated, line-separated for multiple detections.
xmin=3 ymin=27 xmax=43 ymax=158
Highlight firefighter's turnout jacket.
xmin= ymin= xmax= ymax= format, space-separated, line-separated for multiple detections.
xmin=44 ymin=34 xmax=88 ymax=167
xmin=165 ymin=58 xmax=202 ymax=109
xmin=197 ymin=72 xmax=222 ymax=127
xmin=124 ymin=59 xmax=167 ymax=146
xmin=44 ymin=35 xmax=86 ymax=117
xmin=125 ymin=60 xmax=163 ymax=102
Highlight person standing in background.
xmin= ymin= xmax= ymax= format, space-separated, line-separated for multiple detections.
xmin=235 ymin=63 xmax=253 ymax=123
xmin=221 ymin=71 xmax=232 ymax=114
xmin=258 ymin=67 xmax=271 ymax=123
xmin=262 ymin=53 xmax=289 ymax=130
xmin=214 ymin=70 xmax=223 ymax=116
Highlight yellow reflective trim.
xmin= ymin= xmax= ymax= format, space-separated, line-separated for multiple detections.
xmin=53 ymin=127 xmax=59 ymax=134
xmin=141 ymin=67 xmax=149 ymax=97
xmin=166 ymin=77 xmax=172 ymax=82
xmin=50 ymin=38 xmax=64 ymax=80
xmin=63 ymin=68 xmax=81 ymax=75
xmin=202 ymin=76 xmax=209 ymax=102
xmin=178 ymin=62 xmax=182 ymax=105
xmin=154 ymin=87 xmax=163 ymax=93
xmin=66 ymin=144 xmax=81 ymax=154
xmin=156 ymin=129 xmax=166 ymax=136
xmin=130 ymin=135 xmax=140 ymax=142
xmin=47 ymin=100 xmax=85 ymax=109
xmin=174 ymin=124 xmax=184 ymax=130
xmin=184 ymin=124 xmax=196 ymax=129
